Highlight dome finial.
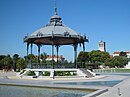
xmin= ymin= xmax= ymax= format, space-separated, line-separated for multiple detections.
xmin=54 ymin=0 xmax=58 ymax=15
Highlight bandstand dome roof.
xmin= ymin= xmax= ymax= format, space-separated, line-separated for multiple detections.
xmin=24 ymin=4 xmax=88 ymax=45
xmin=31 ymin=24 xmax=79 ymax=37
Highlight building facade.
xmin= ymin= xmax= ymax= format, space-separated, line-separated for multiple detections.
xmin=98 ymin=40 xmax=106 ymax=52
xmin=46 ymin=55 xmax=65 ymax=62
xmin=113 ymin=51 xmax=130 ymax=58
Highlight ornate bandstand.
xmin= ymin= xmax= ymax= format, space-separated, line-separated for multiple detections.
xmin=23 ymin=2 xmax=88 ymax=69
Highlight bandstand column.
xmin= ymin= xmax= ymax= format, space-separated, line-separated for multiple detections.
xmin=26 ymin=43 xmax=29 ymax=66
xmin=83 ymin=43 xmax=85 ymax=52
xmin=37 ymin=44 xmax=41 ymax=66
xmin=52 ymin=42 xmax=54 ymax=69
xmin=74 ymin=44 xmax=78 ymax=68
xmin=56 ymin=45 xmax=59 ymax=67
xmin=30 ymin=43 xmax=33 ymax=68
xmin=51 ymin=29 xmax=55 ymax=69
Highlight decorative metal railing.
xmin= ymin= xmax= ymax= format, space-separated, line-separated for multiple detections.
xmin=26 ymin=63 xmax=82 ymax=69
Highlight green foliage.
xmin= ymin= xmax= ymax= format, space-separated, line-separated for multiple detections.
xmin=0 ymin=60 xmax=3 ymax=69
xmin=114 ymin=69 xmax=130 ymax=72
xmin=40 ymin=52 xmax=47 ymax=63
xmin=97 ymin=69 xmax=130 ymax=73
xmin=55 ymin=71 xmax=77 ymax=76
xmin=39 ymin=71 xmax=44 ymax=76
xmin=0 ymin=55 xmax=6 ymax=60
xmin=78 ymin=50 xmax=110 ymax=69
xmin=24 ymin=54 xmax=36 ymax=64
xmin=39 ymin=71 xmax=50 ymax=76
xmin=55 ymin=71 xmax=63 ymax=76
xmin=119 ymin=51 xmax=127 ymax=57
xmin=25 ymin=53 xmax=48 ymax=65
xmin=0 ymin=55 xmax=6 ymax=69
xmin=13 ymin=54 xmax=19 ymax=71
xmin=64 ymin=60 xmax=68 ymax=64
xmin=78 ymin=51 xmax=89 ymax=63
xmin=72 ymin=72 xmax=77 ymax=75
xmin=78 ymin=51 xmax=89 ymax=68
xmin=89 ymin=50 xmax=110 ymax=64
xmin=13 ymin=54 xmax=19 ymax=61
xmin=0 ymin=55 xmax=5 ymax=69
xmin=16 ymin=58 xmax=26 ymax=70
xmin=16 ymin=70 xmax=20 ymax=72
xmin=105 ymin=56 xmax=129 ymax=68
xmin=0 ymin=54 xmax=26 ymax=70
xmin=25 ymin=70 xmax=36 ymax=76
xmin=2 ymin=54 xmax=13 ymax=69
xmin=43 ymin=71 xmax=50 ymax=76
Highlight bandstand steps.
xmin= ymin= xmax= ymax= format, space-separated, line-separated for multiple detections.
xmin=79 ymin=68 xmax=95 ymax=77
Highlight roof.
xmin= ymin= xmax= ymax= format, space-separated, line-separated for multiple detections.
xmin=113 ymin=52 xmax=120 ymax=54
xmin=23 ymin=3 xmax=88 ymax=45
xmin=30 ymin=8 xmax=80 ymax=38
xmin=31 ymin=25 xmax=80 ymax=37
xmin=47 ymin=55 xmax=64 ymax=59
xmin=34 ymin=55 xmax=64 ymax=59
xmin=113 ymin=51 xmax=130 ymax=54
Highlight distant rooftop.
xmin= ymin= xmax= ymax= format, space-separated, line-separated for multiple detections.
xmin=113 ymin=51 xmax=130 ymax=54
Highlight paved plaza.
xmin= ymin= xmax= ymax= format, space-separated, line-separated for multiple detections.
xmin=0 ymin=71 xmax=130 ymax=97
xmin=97 ymin=76 xmax=130 ymax=97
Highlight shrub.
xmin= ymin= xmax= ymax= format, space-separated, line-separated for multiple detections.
xmin=55 ymin=71 xmax=77 ymax=76
xmin=16 ymin=70 xmax=20 ymax=72
xmin=72 ymin=72 xmax=77 ymax=76
xmin=43 ymin=71 xmax=50 ymax=76
xmin=64 ymin=71 xmax=71 ymax=76
xmin=39 ymin=71 xmax=44 ymax=76
xmin=55 ymin=71 xmax=63 ymax=76
xmin=25 ymin=70 xmax=36 ymax=76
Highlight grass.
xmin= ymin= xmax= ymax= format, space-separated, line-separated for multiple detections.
xmin=114 ymin=69 xmax=130 ymax=73
xmin=95 ymin=68 xmax=130 ymax=73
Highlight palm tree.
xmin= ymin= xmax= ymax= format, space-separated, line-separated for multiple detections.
xmin=41 ymin=52 xmax=47 ymax=63
xmin=3 ymin=54 xmax=13 ymax=71
xmin=0 ymin=55 xmax=6 ymax=69
xmin=16 ymin=58 xmax=26 ymax=71
xmin=13 ymin=54 xmax=19 ymax=71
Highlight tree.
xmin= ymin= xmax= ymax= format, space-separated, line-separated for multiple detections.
xmin=119 ymin=51 xmax=127 ymax=57
xmin=0 ymin=55 xmax=6 ymax=69
xmin=89 ymin=50 xmax=101 ymax=63
xmin=27 ymin=54 xmax=37 ymax=63
xmin=88 ymin=50 xmax=110 ymax=68
xmin=78 ymin=51 xmax=89 ymax=68
xmin=100 ymin=52 xmax=110 ymax=63
xmin=77 ymin=50 xmax=110 ymax=69
xmin=40 ymin=52 xmax=47 ymax=63
xmin=0 ymin=55 xmax=6 ymax=60
xmin=78 ymin=52 xmax=89 ymax=62
xmin=105 ymin=56 xmax=129 ymax=68
xmin=16 ymin=58 xmax=26 ymax=70
xmin=13 ymin=54 xmax=19 ymax=71
xmin=2 ymin=54 xmax=13 ymax=70
xmin=0 ymin=60 xmax=3 ymax=69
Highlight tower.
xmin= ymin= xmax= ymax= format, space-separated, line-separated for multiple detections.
xmin=98 ymin=40 xmax=106 ymax=52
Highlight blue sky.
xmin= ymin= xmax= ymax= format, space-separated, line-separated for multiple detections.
xmin=0 ymin=0 xmax=130 ymax=62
